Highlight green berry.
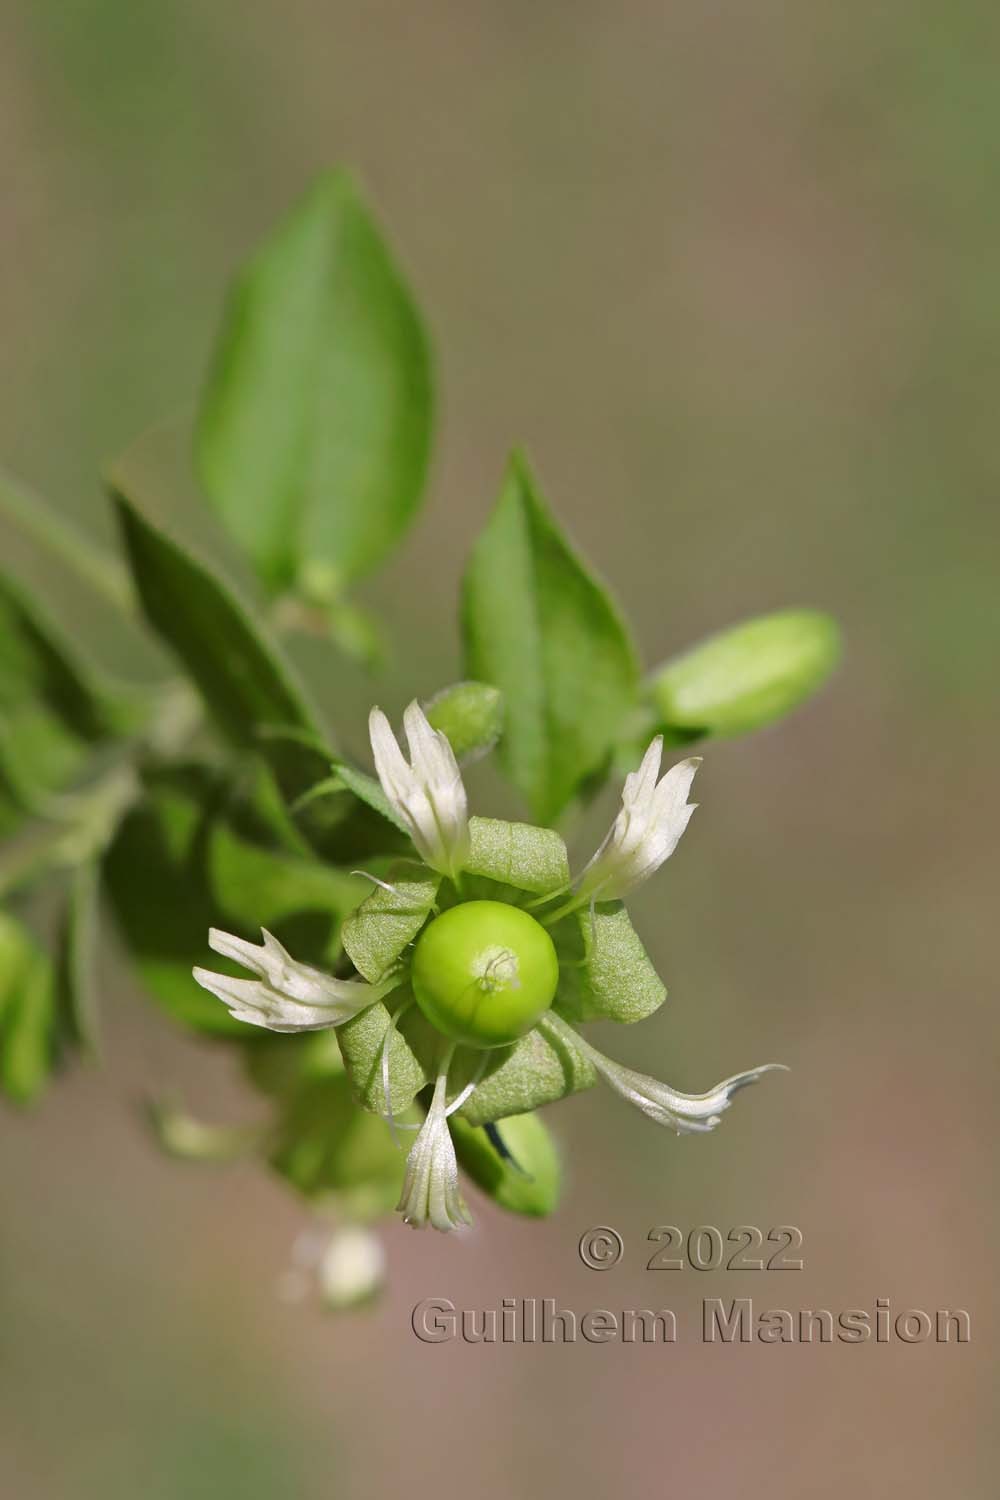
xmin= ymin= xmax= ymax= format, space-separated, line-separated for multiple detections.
xmin=411 ymin=900 xmax=559 ymax=1049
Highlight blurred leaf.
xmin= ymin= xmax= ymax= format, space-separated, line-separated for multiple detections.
xmin=451 ymin=1111 xmax=561 ymax=1216
xmin=462 ymin=455 xmax=639 ymax=822
xmin=646 ymin=609 xmax=842 ymax=740
xmin=147 ymin=1097 xmax=265 ymax=1162
xmin=552 ymin=902 xmax=666 ymax=1024
xmin=196 ymin=169 xmax=433 ymax=594
xmin=112 ymin=485 xmax=336 ymax=819
xmin=328 ymin=759 xmax=408 ymax=834
xmin=0 ymin=569 xmax=144 ymax=829
xmin=0 ymin=911 xmax=55 ymax=1105
xmin=423 ymin=680 xmax=503 ymax=762
xmin=0 ymin=465 xmax=132 ymax=616
xmin=269 ymin=1068 xmax=401 ymax=1206
xmin=104 ymin=764 xmax=359 ymax=1035
xmin=55 ymin=862 xmax=101 ymax=1056
xmin=208 ymin=820 xmax=366 ymax=930
xmin=341 ymin=870 xmax=438 ymax=983
xmin=464 ymin=815 xmax=569 ymax=895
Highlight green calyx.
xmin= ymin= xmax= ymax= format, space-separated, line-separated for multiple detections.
xmin=411 ymin=900 xmax=559 ymax=1049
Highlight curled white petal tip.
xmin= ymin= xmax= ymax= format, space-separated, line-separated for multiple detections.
xmin=542 ymin=1012 xmax=785 ymax=1136
xmin=577 ymin=739 xmax=701 ymax=901
xmin=369 ymin=700 xmax=470 ymax=880
xmin=194 ymin=927 xmax=394 ymax=1033
xmin=397 ymin=1072 xmax=472 ymax=1233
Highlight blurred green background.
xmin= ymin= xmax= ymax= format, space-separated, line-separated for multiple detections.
xmin=1 ymin=2 xmax=996 ymax=1495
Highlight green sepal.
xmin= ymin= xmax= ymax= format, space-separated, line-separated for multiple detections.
xmin=341 ymin=870 xmax=438 ymax=983
xmin=450 ymin=1024 xmax=596 ymax=1125
xmin=463 ymin=815 xmax=569 ymax=896
xmin=552 ymin=901 xmax=666 ymax=1024
xmin=451 ymin=1111 xmax=561 ymax=1217
xmin=337 ymin=990 xmax=430 ymax=1115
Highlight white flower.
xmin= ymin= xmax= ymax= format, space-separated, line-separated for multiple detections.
xmin=397 ymin=1068 xmax=471 ymax=1232
xmin=193 ymin=927 xmax=399 ymax=1032
xmin=577 ymin=737 xmax=700 ymax=901
xmin=369 ymin=700 xmax=470 ymax=880
xmin=543 ymin=1011 xmax=786 ymax=1135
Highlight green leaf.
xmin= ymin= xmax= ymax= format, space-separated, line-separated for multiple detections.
xmin=104 ymin=765 xmax=359 ymax=1035
xmin=0 ymin=573 xmax=137 ymax=743
xmin=196 ymin=169 xmax=433 ymax=594
xmin=269 ymin=1067 xmax=402 ymax=1207
xmin=0 ymin=466 xmax=132 ymax=617
xmin=646 ymin=609 xmax=842 ymax=739
xmin=0 ymin=912 xmax=55 ymax=1105
xmin=451 ymin=1112 xmax=561 ymax=1217
xmin=552 ymin=902 xmax=666 ymax=1024
xmin=0 ymin=569 xmax=145 ymax=825
xmin=147 ymin=1097 xmax=265 ymax=1163
xmin=424 ymin=681 xmax=503 ymax=762
xmin=464 ymin=816 xmax=569 ymax=895
xmin=55 ymin=863 xmax=101 ymax=1056
xmin=451 ymin=1023 xmax=596 ymax=1126
xmin=329 ymin=760 xmax=408 ymax=835
xmin=340 ymin=870 xmax=439 ymax=983
xmin=337 ymin=991 xmax=429 ymax=1116
xmin=112 ymin=485 xmax=335 ymax=815
xmin=208 ymin=821 xmax=367 ymax=932
xmin=462 ymin=455 xmax=640 ymax=822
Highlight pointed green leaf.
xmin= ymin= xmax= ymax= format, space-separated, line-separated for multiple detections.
xmin=462 ymin=456 xmax=640 ymax=822
xmin=552 ymin=901 xmax=666 ymax=1024
xmin=196 ymin=169 xmax=433 ymax=593
xmin=112 ymin=485 xmax=335 ymax=815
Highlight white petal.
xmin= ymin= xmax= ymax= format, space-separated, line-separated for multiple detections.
xmin=368 ymin=700 xmax=470 ymax=879
xmin=193 ymin=928 xmax=398 ymax=1033
xmin=577 ymin=744 xmax=700 ymax=901
xmin=542 ymin=1011 xmax=786 ymax=1135
xmin=397 ymin=1072 xmax=471 ymax=1232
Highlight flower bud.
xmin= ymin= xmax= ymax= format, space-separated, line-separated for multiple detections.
xmin=647 ymin=610 xmax=841 ymax=739
xmin=423 ymin=680 xmax=504 ymax=763
xmin=318 ymin=1226 xmax=387 ymax=1310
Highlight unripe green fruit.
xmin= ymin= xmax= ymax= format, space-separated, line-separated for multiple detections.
xmin=411 ymin=900 xmax=559 ymax=1049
